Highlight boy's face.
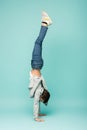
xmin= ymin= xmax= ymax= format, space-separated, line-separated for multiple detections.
xmin=40 ymin=97 xmax=48 ymax=105
xmin=40 ymin=97 xmax=44 ymax=103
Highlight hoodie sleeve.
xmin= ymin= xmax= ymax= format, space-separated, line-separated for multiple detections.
xmin=33 ymin=85 xmax=44 ymax=119
xmin=33 ymin=93 xmax=40 ymax=119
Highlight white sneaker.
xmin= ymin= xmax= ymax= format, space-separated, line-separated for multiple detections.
xmin=42 ymin=11 xmax=52 ymax=26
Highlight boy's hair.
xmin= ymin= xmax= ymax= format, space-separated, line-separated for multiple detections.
xmin=40 ymin=81 xmax=50 ymax=105
xmin=40 ymin=89 xmax=50 ymax=105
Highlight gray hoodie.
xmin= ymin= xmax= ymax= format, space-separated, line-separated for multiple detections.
xmin=29 ymin=72 xmax=48 ymax=118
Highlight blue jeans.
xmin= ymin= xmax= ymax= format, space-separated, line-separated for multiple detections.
xmin=31 ymin=26 xmax=48 ymax=70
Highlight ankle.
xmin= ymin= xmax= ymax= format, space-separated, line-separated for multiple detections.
xmin=41 ymin=23 xmax=48 ymax=27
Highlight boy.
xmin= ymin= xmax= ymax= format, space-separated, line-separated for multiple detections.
xmin=29 ymin=11 xmax=52 ymax=122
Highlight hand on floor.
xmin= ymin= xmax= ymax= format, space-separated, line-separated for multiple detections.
xmin=34 ymin=118 xmax=44 ymax=122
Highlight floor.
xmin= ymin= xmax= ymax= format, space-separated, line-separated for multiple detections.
xmin=0 ymin=99 xmax=87 ymax=130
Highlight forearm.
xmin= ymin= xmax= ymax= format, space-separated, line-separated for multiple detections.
xmin=34 ymin=102 xmax=44 ymax=122
xmin=33 ymin=97 xmax=40 ymax=119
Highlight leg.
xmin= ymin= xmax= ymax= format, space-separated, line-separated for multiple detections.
xmin=31 ymin=11 xmax=52 ymax=77
xmin=31 ymin=25 xmax=48 ymax=70
xmin=31 ymin=25 xmax=48 ymax=77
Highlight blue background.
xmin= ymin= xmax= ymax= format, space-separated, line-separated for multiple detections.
xmin=0 ymin=0 xmax=87 ymax=130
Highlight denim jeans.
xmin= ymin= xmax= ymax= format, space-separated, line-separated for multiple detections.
xmin=31 ymin=26 xmax=48 ymax=69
